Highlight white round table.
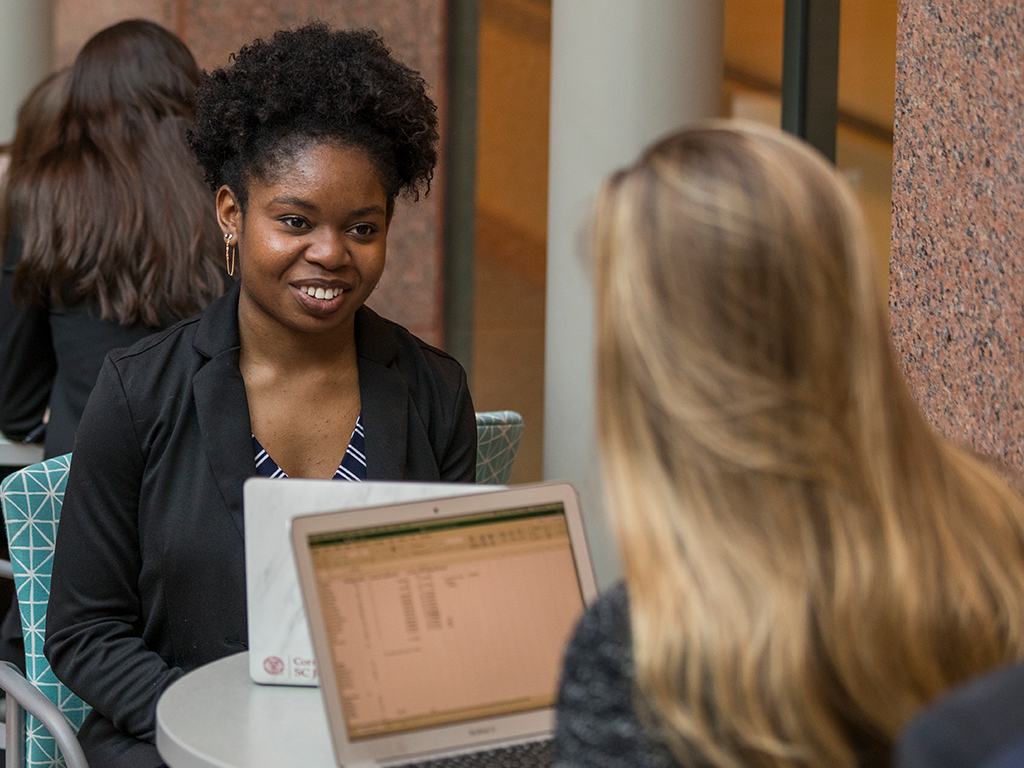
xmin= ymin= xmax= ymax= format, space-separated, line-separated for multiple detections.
xmin=0 ymin=436 xmax=43 ymax=467
xmin=156 ymin=652 xmax=336 ymax=768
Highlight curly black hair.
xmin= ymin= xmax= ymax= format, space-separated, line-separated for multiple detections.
xmin=188 ymin=22 xmax=438 ymax=213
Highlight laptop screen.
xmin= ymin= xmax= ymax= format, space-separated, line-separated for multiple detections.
xmin=307 ymin=502 xmax=586 ymax=741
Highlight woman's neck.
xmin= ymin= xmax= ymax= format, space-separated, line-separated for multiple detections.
xmin=237 ymin=295 xmax=358 ymax=373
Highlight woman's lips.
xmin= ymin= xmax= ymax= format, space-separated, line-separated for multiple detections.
xmin=292 ymin=283 xmax=349 ymax=317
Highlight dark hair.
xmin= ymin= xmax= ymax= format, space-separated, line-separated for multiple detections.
xmin=0 ymin=68 xmax=69 ymax=254
xmin=188 ymin=22 xmax=439 ymax=215
xmin=12 ymin=19 xmax=224 ymax=326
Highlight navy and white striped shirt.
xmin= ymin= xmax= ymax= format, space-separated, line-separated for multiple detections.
xmin=252 ymin=415 xmax=366 ymax=481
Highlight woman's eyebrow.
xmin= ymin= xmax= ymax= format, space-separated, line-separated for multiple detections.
xmin=268 ymin=194 xmax=317 ymax=211
xmin=349 ymin=205 xmax=386 ymax=217
xmin=266 ymin=198 xmax=385 ymax=218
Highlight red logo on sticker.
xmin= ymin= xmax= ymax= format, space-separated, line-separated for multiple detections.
xmin=263 ymin=656 xmax=285 ymax=675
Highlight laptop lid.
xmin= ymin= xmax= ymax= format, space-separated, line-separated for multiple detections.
xmin=291 ymin=481 xmax=598 ymax=767
xmin=243 ymin=478 xmax=493 ymax=686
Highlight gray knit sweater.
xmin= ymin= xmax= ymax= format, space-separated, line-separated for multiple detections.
xmin=554 ymin=584 xmax=890 ymax=768
xmin=553 ymin=583 xmax=680 ymax=768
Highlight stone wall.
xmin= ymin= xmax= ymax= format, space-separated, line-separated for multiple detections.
xmin=891 ymin=2 xmax=1024 ymax=470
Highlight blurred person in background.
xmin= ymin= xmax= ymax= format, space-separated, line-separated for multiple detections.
xmin=0 ymin=67 xmax=70 ymax=668
xmin=555 ymin=122 xmax=1024 ymax=768
xmin=0 ymin=19 xmax=225 ymax=460
xmin=0 ymin=68 xmax=70 ymax=451
xmin=0 ymin=68 xmax=69 ymax=282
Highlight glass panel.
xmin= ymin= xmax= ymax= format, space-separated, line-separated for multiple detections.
xmin=471 ymin=0 xmax=551 ymax=483
xmin=723 ymin=0 xmax=897 ymax=297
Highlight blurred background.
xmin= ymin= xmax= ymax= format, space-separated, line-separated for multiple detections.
xmin=0 ymin=0 xmax=899 ymax=485
xmin=471 ymin=0 xmax=896 ymax=483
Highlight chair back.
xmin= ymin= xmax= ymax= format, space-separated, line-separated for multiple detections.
xmin=0 ymin=454 xmax=90 ymax=768
xmin=475 ymin=411 xmax=525 ymax=484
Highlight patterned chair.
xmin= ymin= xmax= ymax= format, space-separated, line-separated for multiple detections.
xmin=475 ymin=411 xmax=525 ymax=484
xmin=0 ymin=454 xmax=89 ymax=768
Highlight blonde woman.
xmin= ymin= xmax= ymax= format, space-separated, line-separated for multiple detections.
xmin=554 ymin=122 xmax=1024 ymax=768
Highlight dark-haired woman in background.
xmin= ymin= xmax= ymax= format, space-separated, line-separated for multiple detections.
xmin=0 ymin=68 xmax=68 ymax=267
xmin=0 ymin=64 xmax=71 ymax=660
xmin=0 ymin=20 xmax=225 ymax=459
xmin=45 ymin=23 xmax=475 ymax=767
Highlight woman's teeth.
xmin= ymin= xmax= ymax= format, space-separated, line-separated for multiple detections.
xmin=301 ymin=286 xmax=342 ymax=300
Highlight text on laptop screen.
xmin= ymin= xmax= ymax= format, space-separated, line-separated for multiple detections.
xmin=307 ymin=503 xmax=585 ymax=740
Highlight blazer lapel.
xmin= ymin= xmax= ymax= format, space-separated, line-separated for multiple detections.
xmin=188 ymin=298 xmax=407 ymax=511
xmin=192 ymin=284 xmax=253 ymax=537
xmin=359 ymin=359 xmax=409 ymax=479
xmin=356 ymin=307 xmax=409 ymax=479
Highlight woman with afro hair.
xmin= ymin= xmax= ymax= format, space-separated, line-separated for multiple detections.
xmin=44 ymin=23 xmax=476 ymax=767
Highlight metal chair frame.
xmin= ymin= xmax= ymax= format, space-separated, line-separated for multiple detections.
xmin=0 ymin=455 xmax=89 ymax=768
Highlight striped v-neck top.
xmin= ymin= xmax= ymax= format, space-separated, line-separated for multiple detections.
xmin=252 ymin=414 xmax=366 ymax=481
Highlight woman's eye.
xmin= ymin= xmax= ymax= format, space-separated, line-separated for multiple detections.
xmin=281 ymin=216 xmax=308 ymax=229
xmin=349 ymin=223 xmax=376 ymax=237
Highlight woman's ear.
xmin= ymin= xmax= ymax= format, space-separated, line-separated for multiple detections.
xmin=216 ymin=185 xmax=242 ymax=238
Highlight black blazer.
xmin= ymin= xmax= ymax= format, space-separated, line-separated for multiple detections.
xmin=44 ymin=284 xmax=476 ymax=758
xmin=0 ymin=226 xmax=163 ymax=457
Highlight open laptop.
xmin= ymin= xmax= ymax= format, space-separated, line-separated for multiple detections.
xmin=244 ymin=478 xmax=492 ymax=686
xmin=291 ymin=481 xmax=598 ymax=767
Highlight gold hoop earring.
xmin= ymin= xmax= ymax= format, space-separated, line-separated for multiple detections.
xmin=224 ymin=233 xmax=235 ymax=277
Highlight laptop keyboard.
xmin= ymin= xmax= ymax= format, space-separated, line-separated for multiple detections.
xmin=397 ymin=739 xmax=553 ymax=768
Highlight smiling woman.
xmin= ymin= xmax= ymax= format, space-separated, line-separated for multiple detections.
xmin=42 ymin=23 xmax=477 ymax=768
xmin=226 ymin=142 xmax=392 ymax=479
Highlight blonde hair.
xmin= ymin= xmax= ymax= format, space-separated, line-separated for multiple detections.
xmin=594 ymin=121 xmax=1024 ymax=768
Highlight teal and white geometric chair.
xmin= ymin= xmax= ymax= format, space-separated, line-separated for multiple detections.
xmin=0 ymin=453 xmax=89 ymax=768
xmin=474 ymin=411 xmax=525 ymax=485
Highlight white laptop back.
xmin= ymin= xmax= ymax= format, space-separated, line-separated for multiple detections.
xmin=291 ymin=481 xmax=597 ymax=767
xmin=243 ymin=478 xmax=492 ymax=686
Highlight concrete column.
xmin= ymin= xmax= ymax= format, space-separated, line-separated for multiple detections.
xmin=544 ymin=0 xmax=724 ymax=589
xmin=0 ymin=0 xmax=53 ymax=143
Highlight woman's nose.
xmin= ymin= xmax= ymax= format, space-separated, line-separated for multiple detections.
xmin=304 ymin=230 xmax=349 ymax=268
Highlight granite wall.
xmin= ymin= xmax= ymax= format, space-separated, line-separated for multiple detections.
xmin=891 ymin=2 xmax=1024 ymax=470
xmin=54 ymin=0 xmax=448 ymax=345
